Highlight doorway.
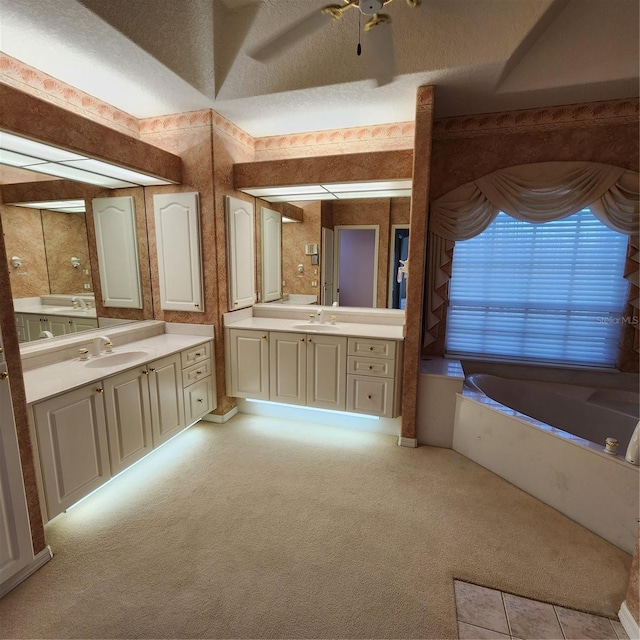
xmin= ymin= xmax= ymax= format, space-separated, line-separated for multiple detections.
xmin=334 ymin=225 xmax=379 ymax=307
xmin=388 ymin=225 xmax=409 ymax=309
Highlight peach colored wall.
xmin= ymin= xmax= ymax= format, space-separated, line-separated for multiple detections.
xmin=1 ymin=204 xmax=49 ymax=298
xmin=41 ymin=209 xmax=90 ymax=295
xmin=0 ymin=215 xmax=46 ymax=553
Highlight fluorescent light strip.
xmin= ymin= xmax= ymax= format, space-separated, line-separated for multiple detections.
xmin=322 ymin=180 xmax=413 ymax=192
xmin=22 ymin=162 xmax=137 ymax=188
xmin=0 ymin=131 xmax=175 ymax=187
xmin=334 ymin=189 xmax=413 ymax=199
xmin=13 ymin=199 xmax=86 ymax=210
xmin=265 ymin=192 xmax=337 ymax=202
xmin=244 ymin=185 xmax=331 ymax=197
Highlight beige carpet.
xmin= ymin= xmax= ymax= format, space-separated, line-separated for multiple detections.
xmin=0 ymin=414 xmax=632 ymax=639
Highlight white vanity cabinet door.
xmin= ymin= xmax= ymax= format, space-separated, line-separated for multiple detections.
xmin=102 ymin=367 xmax=154 ymax=476
xmin=148 ymin=354 xmax=185 ymax=447
xmin=0 ymin=339 xmax=34 ymax=588
xmin=24 ymin=315 xmax=44 ymax=341
xmin=261 ymin=207 xmax=282 ymax=303
xmin=226 ymin=196 xmax=256 ymax=310
xmin=228 ymin=329 xmax=269 ymax=399
xmin=44 ymin=315 xmax=70 ymax=337
xmin=69 ymin=317 xmax=99 ymax=334
xmin=184 ymin=376 xmax=215 ymax=424
xmin=306 ymin=335 xmax=347 ymax=411
xmin=270 ymin=331 xmax=306 ymax=405
xmin=153 ymin=192 xmax=204 ymax=313
xmin=33 ymin=383 xmax=111 ymax=519
xmin=92 ymin=196 xmax=143 ymax=309
xmin=347 ymin=375 xmax=394 ymax=418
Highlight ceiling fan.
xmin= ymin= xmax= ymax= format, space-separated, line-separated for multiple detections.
xmin=247 ymin=0 xmax=422 ymax=87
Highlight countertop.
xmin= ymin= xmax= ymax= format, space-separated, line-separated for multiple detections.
xmin=24 ymin=333 xmax=211 ymax=404
xmin=15 ymin=302 xmax=98 ymax=320
xmin=224 ymin=316 xmax=405 ymax=341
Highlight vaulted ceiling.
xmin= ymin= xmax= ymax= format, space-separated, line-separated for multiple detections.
xmin=0 ymin=0 xmax=638 ymax=136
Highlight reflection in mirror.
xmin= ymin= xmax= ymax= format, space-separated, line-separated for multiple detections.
xmin=0 ymin=177 xmax=150 ymax=343
xmin=258 ymin=196 xmax=410 ymax=309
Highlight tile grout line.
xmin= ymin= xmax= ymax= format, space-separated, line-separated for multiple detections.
xmin=501 ymin=591 xmax=514 ymax=638
xmin=552 ymin=605 xmax=569 ymax=639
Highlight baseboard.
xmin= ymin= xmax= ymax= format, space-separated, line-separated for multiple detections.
xmin=0 ymin=545 xmax=52 ymax=598
xmin=619 ymin=601 xmax=640 ymax=640
xmin=398 ymin=436 xmax=418 ymax=448
xmin=201 ymin=406 xmax=239 ymax=424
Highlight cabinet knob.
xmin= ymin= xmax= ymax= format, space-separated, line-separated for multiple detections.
xmin=367 ymin=395 xmax=372 ymax=400
xmin=142 ymin=370 xmax=150 ymax=375
xmin=195 ymin=304 xmax=200 ymax=308
xmin=96 ymin=388 xmax=104 ymax=394
xmin=369 ymin=365 xmax=373 ymax=370
xmin=197 ymin=398 xmax=203 ymax=403
xmin=262 ymin=335 xmax=267 ymax=340
xmin=149 ymin=368 xmax=156 ymax=373
xmin=0 ymin=371 xmax=9 ymax=381
xmin=0 ymin=346 xmax=4 ymax=355
xmin=369 ymin=346 xmax=373 ymax=351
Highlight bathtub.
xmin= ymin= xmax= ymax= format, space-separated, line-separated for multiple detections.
xmin=453 ymin=374 xmax=640 ymax=554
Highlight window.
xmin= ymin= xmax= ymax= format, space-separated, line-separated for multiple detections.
xmin=446 ymin=208 xmax=629 ymax=367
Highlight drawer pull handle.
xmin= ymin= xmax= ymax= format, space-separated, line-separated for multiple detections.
xmin=96 ymin=388 xmax=104 ymax=394
xmin=197 ymin=398 xmax=204 ymax=403
xmin=369 ymin=365 xmax=373 ymax=370
xmin=369 ymin=346 xmax=373 ymax=351
xmin=0 ymin=372 xmax=9 ymax=381
xmin=195 ymin=352 xmax=202 ymax=356
xmin=196 ymin=370 xmax=202 ymax=374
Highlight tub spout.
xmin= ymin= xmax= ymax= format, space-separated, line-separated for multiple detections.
xmin=625 ymin=420 xmax=640 ymax=465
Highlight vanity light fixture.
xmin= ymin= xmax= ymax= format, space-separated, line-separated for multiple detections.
xmin=238 ymin=179 xmax=412 ymax=202
xmin=11 ymin=256 xmax=22 ymax=268
xmin=11 ymin=199 xmax=87 ymax=213
xmin=71 ymin=257 xmax=81 ymax=269
xmin=0 ymin=131 xmax=176 ymax=188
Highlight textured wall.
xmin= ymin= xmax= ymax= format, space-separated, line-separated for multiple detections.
xmin=1 ymin=205 xmax=49 ymax=298
xmin=627 ymin=528 xmax=639 ymax=624
xmin=41 ymin=209 xmax=90 ymax=295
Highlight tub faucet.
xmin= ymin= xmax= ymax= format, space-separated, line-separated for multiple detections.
xmin=625 ymin=421 xmax=640 ymax=465
xmin=71 ymin=296 xmax=87 ymax=310
xmin=92 ymin=335 xmax=113 ymax=356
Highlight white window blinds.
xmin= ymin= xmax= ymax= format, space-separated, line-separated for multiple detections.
xmin=446 ymin=208 xmax=629 ymax=367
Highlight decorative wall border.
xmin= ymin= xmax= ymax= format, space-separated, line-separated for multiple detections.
xmin=253 ymin=121 xmax=415 ymax=161
xmin=139 ymin=110 xmax=213 ymax=134
xmin=433 ymin=98 xmax=639 ymax=140
xmin=0 ymin=54 xmax=140 ymax=137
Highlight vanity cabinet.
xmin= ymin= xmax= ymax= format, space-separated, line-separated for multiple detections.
xmin=229 ymin=328 xmax=349 ymax=412
xmin=33 ymin=383 xmax=111 ymax=519
xmin=346 ymin=337 xmax=401 ymax=418
xmin=15 ymin=312 xmax=98 ymax=342
xmin=228 ymin=329 xmax=269 ymax=399
xmin=226 ymin=196 xmax=256 ymax=310
xmin=32 ymin=340 xmax=214 ymax=520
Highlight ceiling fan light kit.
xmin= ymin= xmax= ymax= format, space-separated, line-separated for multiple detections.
xmin=248 ymin=0 xmax=421 ymax=86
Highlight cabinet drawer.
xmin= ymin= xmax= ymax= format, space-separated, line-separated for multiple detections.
xmin=346 ymin=375 xmax=395 ymax=418
xmin=182 ymin=359 xmax=212 ymax=388
xmin=347 ymin=337 xmax=396 ymax=359
xmin=184 ymin=376 xmax=214 ymax=423
xmin=347 ymin=355 xmax=393 ymax=378
xmin=181 ymin=342 xmax=211 ymax=368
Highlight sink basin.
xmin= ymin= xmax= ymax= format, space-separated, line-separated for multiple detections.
xmin=291 ymin=323 xmax=340 ymax=332
xmin=84 ymin=350 xmax=151 ymax=368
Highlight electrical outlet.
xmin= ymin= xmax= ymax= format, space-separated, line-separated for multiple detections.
xmin=83 ymin=283 xmax=91 ymax=290
xmin=311 ymin=280 xmax=318 ymax=286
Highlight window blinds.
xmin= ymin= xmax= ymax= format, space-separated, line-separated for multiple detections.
xmin=446 ymin=209 xmax=629 ymax=367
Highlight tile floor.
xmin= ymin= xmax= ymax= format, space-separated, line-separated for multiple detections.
xmin=454 ymin=580 xmax=630 ymax=640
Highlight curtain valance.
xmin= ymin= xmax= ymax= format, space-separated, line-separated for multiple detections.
xmin=431 ymin=162 xmax=639 ymax=239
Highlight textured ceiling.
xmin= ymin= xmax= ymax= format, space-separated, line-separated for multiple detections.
xmin=0 ymin=0 xmax=638 ymax=136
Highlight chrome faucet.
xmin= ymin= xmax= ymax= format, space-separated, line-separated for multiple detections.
xmin=92 ymin=335 xmax=113 ymax=356
xmin=71 ymin=296 xmax=87 ymax=310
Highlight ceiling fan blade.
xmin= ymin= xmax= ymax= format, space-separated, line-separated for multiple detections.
xmin=367 ymin=19 xmax=396 ymax=87
xmin=248 ymin=9 xmax=334 ymax=62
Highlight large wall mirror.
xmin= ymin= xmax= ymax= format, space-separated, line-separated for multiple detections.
xmin=256 ymin=196 xmax=411 ymax=310
xmin=0 ymin=165 xmax=152 ymax=344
